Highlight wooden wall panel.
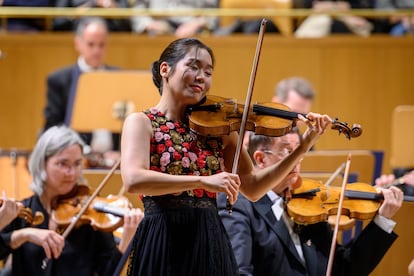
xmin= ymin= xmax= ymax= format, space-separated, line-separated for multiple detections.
xmin=0 ymin=33 xmax=413 ymax=276
xmin=1 ymin=34 xmax=414 ymax=171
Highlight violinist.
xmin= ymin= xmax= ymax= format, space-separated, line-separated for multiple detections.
xmin=0 ymin=125 xmax=143 ymax=276
xmin=120 ymin=37 xmax=331 ymax=275
xmin=218 ymin=131 xmax=404 ymax=276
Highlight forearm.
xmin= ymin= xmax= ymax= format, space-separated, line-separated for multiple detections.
xmin=122 ymin=169 xmax=203 ymax=195
xmin=10 ymin=229 xmax=29 ymax=249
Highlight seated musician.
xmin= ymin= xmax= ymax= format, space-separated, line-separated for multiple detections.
xmin=376 ymin=170 xmax=414 ymax=196
xmin=0 ymin=125 xmax=143 ymax=275
xmin=218 ymin=130 xmax=403 ymax=276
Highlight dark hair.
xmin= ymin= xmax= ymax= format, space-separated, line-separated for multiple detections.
xmin=248 ymin=127 xmax=300 ymax=165
xmin=247 ymin=133 xmax=274 ymax=164
xmin=151 ymin=38 xmax=215 ymax=95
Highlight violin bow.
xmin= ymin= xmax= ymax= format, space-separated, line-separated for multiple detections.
xmin=41 ymin=158 xmax=121 ymax=269
xmin=326 ymin=154 xmax=352 ymax=276
xmin=227 ymin=18 xmax=267 ymax=213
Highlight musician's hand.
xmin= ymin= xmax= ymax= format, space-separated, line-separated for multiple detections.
xmin=11 ymin=228 xmax=65 ymax=259
xmin=375 ymin=174 xmax=396 ymax=188
xmin=377 ymin=186 xmax=403 ymax=219
xmin=0 ymin=192 xmax=23 ymax=229
xmin=201 ymin=172 xmax=241 ymax=205
xmin=299 ymin=112 xmax=331 ymax=152
xmin=118 ymin=208 xmax=144 ymax=253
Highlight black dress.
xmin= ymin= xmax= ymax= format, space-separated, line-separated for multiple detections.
xmin=126 ymin=109 xmax=238 ymax=276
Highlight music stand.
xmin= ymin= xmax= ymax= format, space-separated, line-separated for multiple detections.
xmin=70 ymin=70 xmax=160 ymax=133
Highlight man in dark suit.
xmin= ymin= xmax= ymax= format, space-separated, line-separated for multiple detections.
xmin=218 ymin=131 xmax=403 ymax=276
xmin=43 ymin=17 xmax=120 ymax=159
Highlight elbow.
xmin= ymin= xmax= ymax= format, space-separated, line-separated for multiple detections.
xmin=239 ymin=189 xmax=262 ymax=202
xmin=121 ymin=172 xmax=144 ymax=193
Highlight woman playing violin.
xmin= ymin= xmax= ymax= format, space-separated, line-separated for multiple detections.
xmin=121 ymin=37 xmax=331 ymax=276
xmin=218 ymin=131 xmax=404 ymax=276
xmin=0 ymin=125 xmax=143 ymax=276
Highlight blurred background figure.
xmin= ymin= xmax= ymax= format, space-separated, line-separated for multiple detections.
xmin=0 ymin=0 xmax=53 ymax=32
xmin=43 ymin=17 xmax=121 ymax=167
xmin=295 ymin=0 xmax=375 ymax=37
xmin=376 ymin=0 xmax=414 ymax=36
xmin=272 ymin=76 xmax=315 ymax=115
xmin=53 ymin=0 xmax=132 ymax=32
xmin=131 ymin=0 xmax=219 ymax=37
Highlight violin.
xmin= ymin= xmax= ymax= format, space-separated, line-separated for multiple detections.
xmin=286 ymin=178 xmax=414 ymax=230
xmin=51 ymin=185 xmax=131 ymax=233
xmin=187 ymin=95 xmax=362 ymax=140
xmin=0 ymin=199 xmax=44 ymax=226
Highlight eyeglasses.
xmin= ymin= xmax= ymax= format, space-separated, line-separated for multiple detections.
xmin=53 ymin=160 xmax=83 ymax=173
xmin=263 ymin=148 xmax=304 ymax=164
xmin=262 ymin=148 xmax=291 ymax=159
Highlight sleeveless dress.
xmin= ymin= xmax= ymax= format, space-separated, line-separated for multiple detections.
xmin=127 ymin=108 xmax=239 ymax=276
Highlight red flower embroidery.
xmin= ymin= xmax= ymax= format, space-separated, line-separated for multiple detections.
xmin=160 ymin=125 xmax=169 ymax=133
xmin=205 ymin=191 xmax=216 ymax=198
xmin=182 ymin=142 xmax=190 ymax=149
xmin=173 ymin=151 xmax=182 ymax=161
xmin=177 ymin=127 xmax=186 ymax=134
xmin=157 ymin=144 xmax=166 ymax=154
xmin=193 ymin=189 xmax=204 ymax=197
xmin=165 ymin=139 xmax=173 ymax=147
xmin=197 ymin=158 xmax=206 ymax=168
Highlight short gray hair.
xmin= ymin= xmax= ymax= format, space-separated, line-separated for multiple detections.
xmin=75 ymin=17 xmax=108 ymax=37
xmin=29 ymin=126 xmax=85 ymax=196
xmin=275 ymin=77 xmax=315 ymax=102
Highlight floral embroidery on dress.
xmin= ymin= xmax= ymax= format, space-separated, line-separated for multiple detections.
xmin=145 ymin=108 xmax=224 ymax=199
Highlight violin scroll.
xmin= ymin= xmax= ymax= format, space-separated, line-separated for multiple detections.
xmin=19 ymin=207 xmax=45 ymax=226
xmin=331 ymin=119 xmax=362 ymax=140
